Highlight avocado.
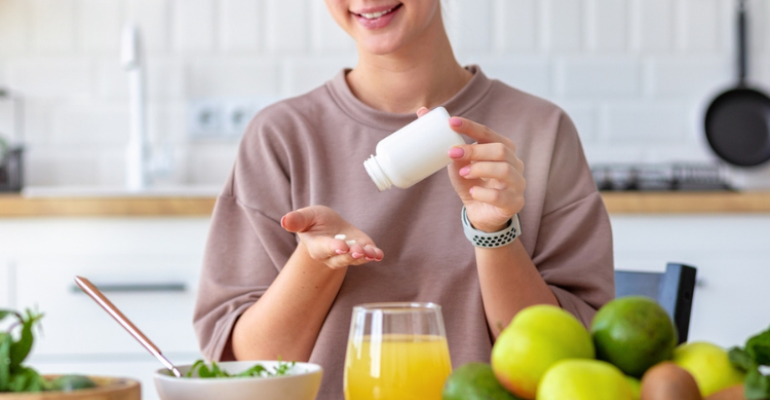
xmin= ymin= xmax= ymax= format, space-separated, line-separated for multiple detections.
xmin=49 ymin=375 xmax=97 ymax=392
xmin=442 ymin=362 xmax=524 ymax=400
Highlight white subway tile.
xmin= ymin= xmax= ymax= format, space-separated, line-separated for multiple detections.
xmin=95 ymin=146 xmax=127 ymax=185
xmin=756 ymin=56 xmax=770 ymax=89
xmin=78 ymin=0 xmax=122 ymax=53
xmin=187 ymin=58 xmax=280 ymax=97
xmin=630 ymin=0 xmax=673 ymax=52
xmin=220 ymin=0 xmax=261 ymax=53
xmin=583 ymin=145 xmax=645 ymax=164
xmin=543 ymin=0 xmax=582 ymax=51
xmin=51 ymin=102 xmax=130 ymax=145
xmin=493 ymin=0 xmax=538 ymax=52
xmin=96 ymin=58 xmax=186 ymax=100
xmin=310 ymin=0 xmax=356 ymax=53
xmin=25 ymin=145 xmax=100 ymax=185
xmin=586 ymin=0 xmax=627 ymax=52
xmin=186 ymin=142 xmax=238 ymax=185
xmin=126 ymin=0 xmax=170 ymax=54
xmin=281 ymin=56 xmax=356 ymax=98
xmin=765 ymin=0 xmax=770 ymax=53
xmin=31 ymin=0 xmax=76 ymax=53
xmin=17 ymin=100 xmax=60 ymax=146
xmin=605 ymin=102 xmax=688 ymax=144
xmin=473 ymin=57 xmax=551 ymax=98
xmin=173 ymin=0 xmax=215 ymax=53
xmin=265 ymin=0 xmax=308 ymax=53
xmin=0 ymin=0 xmax=30 ymax=54
xmin=747 ymin=0 xmax=766 ymax=55
xmin=678 ymin=0 xmax=721 ymax=52
xmin=0 ymin=101 xmax=13 ymax=141
xmin=650 ymin=56 xmax=731 ymax=97
xmin=0 ymin=62 xmax=7 ymax=87
xmin=557 ymin=57 xmax=640 ymax=97
xmin=148 ymin=102 xmax=187 ymax=144
xmin=559 ymin=102 xmax=598 ymax=144
xmin=8 ymin=59 xmax=93 ymax=98
xmin=446 ymin=0 xmax=492 ymax=53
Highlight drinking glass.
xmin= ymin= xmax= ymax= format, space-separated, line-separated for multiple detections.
xmin=343 ymin=302 xmax=452 ymax=400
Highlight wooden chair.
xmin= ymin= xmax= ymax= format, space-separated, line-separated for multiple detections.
xmin=614 ymin=263 xmax=697 ymax=344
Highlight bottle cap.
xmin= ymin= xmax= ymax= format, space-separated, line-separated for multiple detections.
xmin=364 ymin=155 xmax=393 ymax=191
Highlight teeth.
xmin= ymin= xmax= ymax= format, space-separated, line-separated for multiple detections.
xmin=360 ymin=7 xmax=393 ymax=19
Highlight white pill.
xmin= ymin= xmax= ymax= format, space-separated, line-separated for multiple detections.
xmin=346 ymin=239 xmax=357 ymax=246
xmin=334 ymin=234 xmax=347 ymax=240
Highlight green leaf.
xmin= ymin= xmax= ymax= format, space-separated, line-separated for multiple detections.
xmin=747 ymin=327 xmax=770 ymax=366
xmin=273 ymin=361 xmax=295 ymax=376
xmin=210 ymin=361 xmax=225 ymax=377
xmin=0 ymin=333 xmax=11 ymax=392
xmin=744 ymin=368 xmax=770 ymax=400
xmin=6 ymin=366 xmax=46 ymax=393
xmin=9 ymin=311 xmax=39 ymax=368
xmin=0 ymin=310 xmax=11 ymax=323
xmin=730 ymin=346 xmax=756 ymax=372
xmin=235 ymin=364 xmax=267 ymax=377
xmin=185 ymin=360 xmax=206 ymax=378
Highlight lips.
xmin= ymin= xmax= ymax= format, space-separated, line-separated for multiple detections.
xmin=351 ymin=3 xmax=403 ymax=29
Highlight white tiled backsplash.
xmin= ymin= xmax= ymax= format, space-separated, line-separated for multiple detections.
xmin=1 ymin=0 xmax=770 ymax=188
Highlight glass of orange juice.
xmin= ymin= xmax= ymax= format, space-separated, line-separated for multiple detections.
xmin=343 ymin=302 xmax=452 ymax=400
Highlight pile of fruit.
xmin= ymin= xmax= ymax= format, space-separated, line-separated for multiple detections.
xmin=443 ymin=296 xmax=770 ymax=400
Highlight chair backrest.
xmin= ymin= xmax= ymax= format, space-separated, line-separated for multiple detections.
xmin=614 ymin=263 xmax=697 ymax=344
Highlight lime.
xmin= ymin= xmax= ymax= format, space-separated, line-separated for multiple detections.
xmin=443 ymin=363 xmax=524 ymax=400
xmin=590 ymin=296 xmax=677 ymax=377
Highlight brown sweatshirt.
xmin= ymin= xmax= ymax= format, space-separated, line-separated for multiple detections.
xmin=193 ymin=65 xmax=614 ymax=400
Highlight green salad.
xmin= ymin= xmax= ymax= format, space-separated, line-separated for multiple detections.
xmin=184 ymin=360 xmax=296 ymax=378
xmin=0 ymin=308 xmax=96 ymax=393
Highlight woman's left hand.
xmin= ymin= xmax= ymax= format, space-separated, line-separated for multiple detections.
xmin=417 ymin=108 xmax=526 ymax=233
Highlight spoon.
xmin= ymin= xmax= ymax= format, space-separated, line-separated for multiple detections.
xmin=74 ymin=276 xmax=183 ymax=377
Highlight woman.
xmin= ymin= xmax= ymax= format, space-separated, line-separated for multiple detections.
xmin=194 ymin=1 xmax=614 ymax=399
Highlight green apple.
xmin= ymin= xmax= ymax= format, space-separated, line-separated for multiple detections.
xmin=537 ymin=359 xmax=635 ymax=400
xmin=626 ymin=376 xmax=641 ymax=400
xmin=672 ymin=341 xmax=745 ymax=397
xmin=491 ymin=305 xmax=594 ymax=399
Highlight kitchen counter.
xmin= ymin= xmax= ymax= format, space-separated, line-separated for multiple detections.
xmin=1 ymin=191 xmax=769 ymax=217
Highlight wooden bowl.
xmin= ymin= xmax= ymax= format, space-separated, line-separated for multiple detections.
xmin=0 ymin=376 xmax=140 ymax=400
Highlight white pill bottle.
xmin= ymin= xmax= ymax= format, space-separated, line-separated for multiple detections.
xmin=364 ymin=107 xmax=466 ymax=191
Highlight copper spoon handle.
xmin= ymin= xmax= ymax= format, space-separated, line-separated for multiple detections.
xmin=74 ymin=276 xmax=182 ymax=377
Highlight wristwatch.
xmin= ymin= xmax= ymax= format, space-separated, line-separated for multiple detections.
xmin=461 ymin=206 xmax=521 ymax=248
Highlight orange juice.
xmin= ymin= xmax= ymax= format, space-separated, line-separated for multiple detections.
xmin=343 ymin=334 xmax=452 ymax=400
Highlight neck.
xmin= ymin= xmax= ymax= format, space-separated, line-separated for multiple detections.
xmin=346 ymin=17 xmax=472 ymax=114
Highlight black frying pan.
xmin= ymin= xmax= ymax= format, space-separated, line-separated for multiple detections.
xmin=705 ymin=0 xmax=770 ymax=167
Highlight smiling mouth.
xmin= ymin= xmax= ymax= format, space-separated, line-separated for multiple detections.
xmin=353 ymin=4 xmax=403 ymax=20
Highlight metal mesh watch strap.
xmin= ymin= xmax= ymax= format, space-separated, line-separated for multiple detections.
xmin=461 ymin=206 xmax=521 ymax=248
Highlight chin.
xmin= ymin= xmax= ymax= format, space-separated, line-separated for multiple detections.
xmin=358 ymin=34 xmax=407 ymax=55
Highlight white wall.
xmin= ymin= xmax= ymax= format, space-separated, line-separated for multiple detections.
xmin=1 ymin=0 xmax=770 ymax=187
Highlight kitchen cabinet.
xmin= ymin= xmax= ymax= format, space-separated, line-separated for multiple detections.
xmin=0 ymin=217 xmax=210 ymax=400
xmin=1 ymin=209 xmax=769 ymax=399
xmin=612 ymin=215 xmax=770 ymax=348
xmin=0 ymin=256 xmax=11 ymax=308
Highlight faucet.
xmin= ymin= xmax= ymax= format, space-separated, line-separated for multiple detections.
xmin=121 ymin=23 xmax=149 ymax=191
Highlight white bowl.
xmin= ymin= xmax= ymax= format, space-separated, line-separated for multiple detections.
xmin=154 ymin=361 xmax=323 ymax=400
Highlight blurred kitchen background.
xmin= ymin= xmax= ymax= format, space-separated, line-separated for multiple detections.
xmin=1 ymin=1 xmax=770 ymax=399
xmin=0 ymin=0 xmax=769 ymax=188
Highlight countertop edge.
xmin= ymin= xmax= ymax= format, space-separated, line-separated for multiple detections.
xmin=1 ymin=192 xmax=770 ymax=217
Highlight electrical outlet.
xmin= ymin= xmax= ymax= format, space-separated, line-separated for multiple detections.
xmin=188 ymin=99 xmax=224 ymax=138
xmin=189 ymin=97 xmax=278 ymax=139
xmin=222 ymin=97 xmax=278 ymax=137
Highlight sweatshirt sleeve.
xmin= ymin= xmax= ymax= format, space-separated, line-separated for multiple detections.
xmin=532 ymin=111 xmax=615 ymax=327
xmin=192 ymin=112 xmax=300 ymax=361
